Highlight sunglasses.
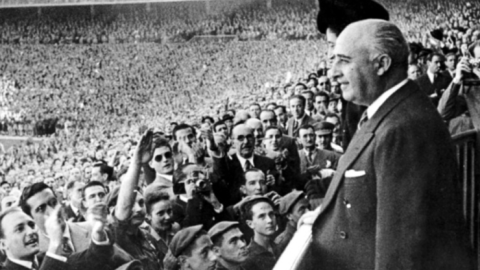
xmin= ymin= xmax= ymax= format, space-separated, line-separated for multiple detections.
xmin=154 ymin=152 xmax=173 ymax=162
xmin=236 ymin=134 xmax=254 ymax=142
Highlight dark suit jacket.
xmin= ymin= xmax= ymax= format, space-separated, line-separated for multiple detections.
xmin=212 ymin=154 xmax=277 ymax=206
xmin=63 ymin=204 xmax=85 ymax=223
xmin=415 ymin=72 xmax=452 ymax=105
xmin=309 ymin=80 xmax=473 ymax=270
xmin=3 ymin=258 xmax=65 ymax=270
xmin=286 ymin=114 xmax=317 ymax=138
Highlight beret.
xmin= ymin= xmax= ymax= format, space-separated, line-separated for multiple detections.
xmin=279 ymin=190 xmax=306 ymax=215
xmin=317 ymin=0 xmax=389 ymax=34
xmin=170 ymin=225 xmax=204 ymax=257
xmin=430 ymin=28 xmax=444 ymax=41
xmin=313 ymin=121 xmax=335 ymax=135
xmin=208 ymin=221 xmax=239 ymax=240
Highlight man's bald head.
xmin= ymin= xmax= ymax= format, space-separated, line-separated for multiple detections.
xmin=234 ymin=110 xmax=251 ymax=125
xmin=332 ymin=20 xmax=409 ymax=106
xmin=246 ymin=119 xmax=264 ymax=147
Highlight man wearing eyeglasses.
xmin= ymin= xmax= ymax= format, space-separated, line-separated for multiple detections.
xmin=209 ymin=124 xmax=277 ymax=206
xmin=144 ymin=137 xmax=176 ymax=198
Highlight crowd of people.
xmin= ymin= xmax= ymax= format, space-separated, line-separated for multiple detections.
xmin=0 ymin=0 xmax=479 ymax=269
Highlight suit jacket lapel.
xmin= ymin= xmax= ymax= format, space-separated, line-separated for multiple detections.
xmin=319 ymin=80 xmax=417 ymax=214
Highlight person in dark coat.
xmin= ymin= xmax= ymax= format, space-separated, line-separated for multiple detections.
xmin=307 ymin=19 xmax=473 ymax=270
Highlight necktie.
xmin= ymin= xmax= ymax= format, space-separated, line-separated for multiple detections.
xmin=357 ymin=111 xmax=369 ymax=131
xmin=245 ymin=160 xmax=253 ymax=171
xmin=61 ymin=236 xmax=73 ymax=256
xmin=31 ymin=260 xmax=39 ymax=270
xmin=293 ymin=120 xmax=299 ymax=131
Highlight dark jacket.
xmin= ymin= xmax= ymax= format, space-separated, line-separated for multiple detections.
xmin=308 ymin=80 xmax=473 ymax=270
xmin=241 ymin=240 xmax=281 ymax=270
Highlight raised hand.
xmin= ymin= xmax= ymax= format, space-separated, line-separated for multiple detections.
xmin=133 ymin=128 xmax=154 ymax=164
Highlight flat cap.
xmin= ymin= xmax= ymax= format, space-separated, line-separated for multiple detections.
xmin=313 ymin=121 xmax=335 ymax=135
xmin=238 ymin=195 xmax=273 ymax=215
xmin=279 ymin=190 xmax=306 ymax=215
xmin=317 ymin=0 xmax=389 ymax=34
xmin=170 ymin=225 xmax=205 ymax=257
xmin=208 ymin=221 xmax=239 ymax=240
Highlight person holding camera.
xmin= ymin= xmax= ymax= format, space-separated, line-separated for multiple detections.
xmin=437 ymin=40 xmax=480 ymax=135
xmin=173 ymin=163 xmax=232 ymax=231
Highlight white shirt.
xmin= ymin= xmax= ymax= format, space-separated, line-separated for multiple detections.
xmin=236 ymin=154 xmax=255 ymax=171
xmin=7 ymin=256 xmax=39 ymax=269
xmin=427 ymin=70 xmax=435 ymax=84
xmin=69 ymin=202 xmax=79 ymax=216
xmin=157 ymin=173 xmax=173 ymax=182
xmin=367 ymin=79 xmax=409 ymax=119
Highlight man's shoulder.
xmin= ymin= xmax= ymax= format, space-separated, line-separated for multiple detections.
xmin=3 ymin=259 xmax=29 ymax=270
xmin=253 ymin=154 xmax=275 ymax=166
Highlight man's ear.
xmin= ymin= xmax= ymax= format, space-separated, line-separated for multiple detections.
xmin=376 ymin=54 xmax=392 ymax=76
xmin=286 ymin=213 xmax=293 ymax=222
xmin=0 ymin=239 xmax=7 ymax=251
xmin=246 ymin=219 xmax=253 ymax=229
xmin=178 ymin=255 xmax=188 ymax=269
xmin=212 ymin=245 xmax=221 ymax=257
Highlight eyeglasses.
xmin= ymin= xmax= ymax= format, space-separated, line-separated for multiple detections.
xmin=236 ymin=134 xmax=254 ymax=142
xmin=154 ymin=152 xmax=173 ymax=162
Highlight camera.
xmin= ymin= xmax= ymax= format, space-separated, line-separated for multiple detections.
xmin=469 ymin=58 xmax=480 ymax=69
xmin=191 ymin=170 xmax=210 ymax=194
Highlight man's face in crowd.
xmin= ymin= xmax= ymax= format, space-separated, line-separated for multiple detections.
xmin=264 ymin=128 xmax=282 ymax=152
xmin=69 ymin=181 xmax=85 ymax=206
xmin=91 ymin=166 xmax=106 ymax=182
xmin=149 ymin=199 xmax=173 ymax=232
xmin=247 ymin=201 xmax=276 ymax=237
xmin=316 ymin=131 xmax=333 ymax=150
xmin=294 ymin=85 xmax=306 ymax=94
xmin=95 ymin=149 xmax=105 ymax=161
xmin=232 ymin=125 xmax=255 ymax=159
xmin=214 ymin=228 xmax=248 ymax=265
xmin=214 ymin=123 xmax=229 ymax=138
xmin=151 ymin=146 xmax=174 ymax=175
xmin=181 ymin=235 xmax=217 ymax=270
xmin=44 ymin=178 xmax=55 ymax=187
xmin=69 ymin=168 xmax=82 ymax=181
xmin=249 ymin=105 xmax=261 ymax=119
xmin=299 ymin=128 xmax=315 ymax=150
xmin=408 ymin=65 xmax=422 ymax=80
xmin=301 ymin=92 xmax=314 ymax=111
xmin=287 ymin=198 xmax=309 ymax=226
xmin=224 ymin=119 xmax=234 ymax=132
xmin=242 ymin=171 xmax=267 ymax=196
xmin=0 ymin=210 xmax=39 ymax=261
xmin=318 ymin=76 xmax=331 ymax=92
xmin=84 ymin=166 xmax=92 ymax=181
xmin=26 ymin=188 xmax=58 ymax=234
xmin=176 ymin=128 xmax=196 ymax=148
xmin=314 ymin=95 xmax=329 ymax=112
xmin=289 ymin=98 xmax=305 ymax=119
xmin=247 ymin=121 xmax=264 ymax=147
xmin=274 ymin=107 xmax=287 ymax=125
xmin=445 ymin=55 xmax=458 ymax=71
xmin=1 ymin=196 xmax=18 ymax=211
xmin=428 ymin=55 xmax=443 ymax=74
xmin=83 ymin=185 xmax=106 ymax=209
xmin=1 ymin=183 xmax=11 ymax=195
xmin=260 ymin=111 xmax=277 ymax=129
xmin=130 ymin=192 xmax=146 ymax=227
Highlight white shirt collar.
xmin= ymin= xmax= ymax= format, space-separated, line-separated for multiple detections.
xmin=8 ymin=256 xmax=38 ymax=269
xmin=157 ymin=173 xmax=173 ymax=182
xmin=367 ymin=78 xmax=409 ymax=119
xmin=69 ymin=202 xmax=79 ymax=216
xmin=427 ymin=69 xmax=435 ymax=84
xmin=236 ymin=154 xmax=254 ymax=171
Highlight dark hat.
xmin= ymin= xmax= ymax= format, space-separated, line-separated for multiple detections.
xmin=313 ymin=121 xmax=335 ymax=135
xmin=430 ymin=28 xmax=444 ymax=41
xmin=442 ymin=47 xmax=459 ymax=57
xmin=317 ymin=0 xmax=389 ymax=34
xmin=208 ymin=221 xmax=239 ymax=240
xmin=279 ymin=190 xmax=306 ymax=215
xmin=418 ymin=48 xmax=433 ymax=58
xmin=170 ymin=225 xmax=205 ymax=257
xmin=222 ymin=114 xmax=234 ymax=121
xmin=409 ymin=42 xmax=424 ymax=55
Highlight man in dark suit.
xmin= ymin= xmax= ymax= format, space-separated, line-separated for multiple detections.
xmin=414 ymin=52 xmax=452 ymax=104
xmin=307 ymin=20 xmax=473 ymax=270
xmin=286 ymin=95 xmax=317 ymax=138
xmin=63 ymin=180 xmax=85 ymax=223
xmin=210 ymin=123 xmax=277 ymax=206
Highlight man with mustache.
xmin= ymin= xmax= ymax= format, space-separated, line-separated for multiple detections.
xmin=210 ymin=124 xmax=277 ymax=206
xmin=108 ymin=129 xmax=163 ymax=270
xmin=209 ymin=221 xmax=249 ymax=270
